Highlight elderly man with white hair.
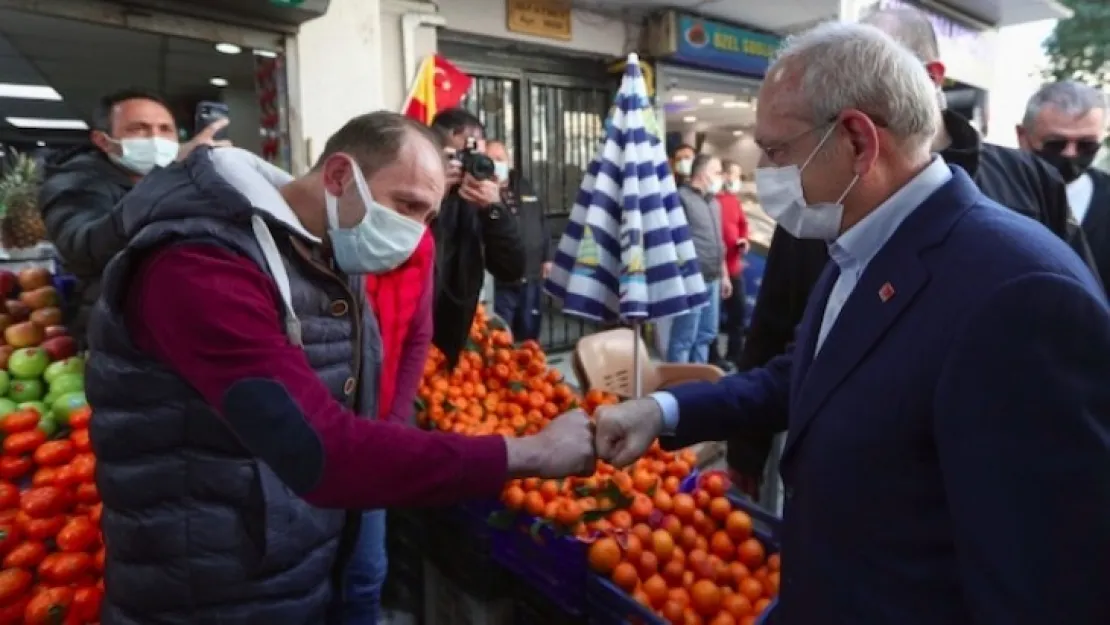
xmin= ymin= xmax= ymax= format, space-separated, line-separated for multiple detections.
xmin=584 ymin=21 xmax=1110 ymax=625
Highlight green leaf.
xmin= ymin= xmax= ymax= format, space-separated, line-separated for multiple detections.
xmin=581 ymin=507 xmax=611 ymax=523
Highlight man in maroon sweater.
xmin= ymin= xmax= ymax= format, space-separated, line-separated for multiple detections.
xmin=85 ymin=112 xmax=595 ymax=623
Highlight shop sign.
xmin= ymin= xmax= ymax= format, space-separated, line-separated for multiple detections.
xmin=506 ymin=0 xmax=573 ymax=42
xmin=645 ymin=12 xmax=781 ymax=78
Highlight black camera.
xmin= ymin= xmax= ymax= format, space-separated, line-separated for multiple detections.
xmin=457 ymin=137 xmax=496 ymax=181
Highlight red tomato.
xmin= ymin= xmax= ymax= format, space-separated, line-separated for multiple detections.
xmin=88 ymin=504 xmax=102 ymax=527
xmin=67 ymin=408 xmax=91 ymax=430
xmin=75 ymin=483 xmax=99 ymax=505
xmin=24 ymin=587 xmax=74 ymax=624
xmin=3 ymin=540 xmax=47 ymax=569
xmin=19 ymin=487 xmax=66 ymax=519
xmin=0 ymin=410 xmax=39 ymax=435
xmin=69 ymin=454 xmax=95 ymax=484
xmin=0 ymin=457 xmax=32 ymax=481
xmin=19 ymin=515 xmax=65 ymax=542
xmin=0 ymin=595 xmax=29 ymax=625
xmin=0 ymin=523 xmax=21 ymax=556
xmin=0 ymin=569 xmax=31 ymax=605
xmin=93 ymin=547 xmax=105 ymax=574
xmin=55 ymin=517 xmax=97 ymax=553
xmin=32 ymin=441 xmax=75 ymax=468
xmin=3 ymin=430 xmax=46 ymax=456
xmin=72 ymin=585 xmax=102 ymax=621
xmin=69 ymin=428 xmax=91 ymax=453
xmin=38 ymin=552 xmax=92 ymax=585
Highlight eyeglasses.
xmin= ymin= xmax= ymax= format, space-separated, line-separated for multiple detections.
xmin=1039 ymin=137 xmax=1102 ymax=158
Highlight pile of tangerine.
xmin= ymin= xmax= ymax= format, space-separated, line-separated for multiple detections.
xmin=586 ymin=473 xmax=780 ymax=625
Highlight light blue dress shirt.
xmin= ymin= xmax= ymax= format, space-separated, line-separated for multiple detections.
xmin=653 ymin=158 xmax=953 ymax=434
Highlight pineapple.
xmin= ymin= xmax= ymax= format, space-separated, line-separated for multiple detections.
xmin=0 ymin=151 xmax=47 ymax=250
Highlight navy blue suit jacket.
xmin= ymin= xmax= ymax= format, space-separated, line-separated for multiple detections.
xmin=666 ymin=167 xmax=1110 ymax=625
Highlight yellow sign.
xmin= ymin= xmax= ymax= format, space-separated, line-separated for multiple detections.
xmin=506 ymin=0 xmax=572 ymax=42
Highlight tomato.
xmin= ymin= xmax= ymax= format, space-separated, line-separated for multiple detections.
xmin=0 ymin=595 xmax=29 ymax=625
xmin=3 ymin=540 xmax=47 ymax=569
xmin=55 ymin=517 xmax=97 ymax=553
xmin=24 ymin=587 xmax=75 ymax=624
xmin=88 ymin=504 xmax=102 ymax=527
xmin=32 ymin=441 xmax=75 ymax=468
xmin=0 ymin=457 xmax=31 ymax=481
xmin=38 ymin=553 xmax=91 ymax=585
xmin=0 ymin=511 xmax=16 ymax=525
xmin=0 ymin=483 xmax=17 ymax=511
xmin=75 ymin=483 xmax=99 ymax=505
xmin=66 ymin=408 xmax=91 ymax=431
xmin=3 ymin=430 xmax=46 ymax=456
xmin=72 ymin=586 xmax=102 ymax=621
xmin=0 ymin=569 xmax=31 ymax=605
xmin=20 ymin=487 xmax=66 ymax=519
xmin=0 ymin=524 xmax=21 ymax=556
xmin=29 ymin=468 xmax=55 ymax=488
xmin=19 ymin=515 xmax=64 ymax=542
xmin=93 ymin=548 xmax=105 ymax=574
xmin=69 ymin=454 xmax=95 ymax=484
xmin=0 ymin=410 xmax=39 ymax=435
xmin=68 ymin=429 xmax=90 ymax=453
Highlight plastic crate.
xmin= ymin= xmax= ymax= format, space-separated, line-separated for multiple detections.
xmin=424 ymin=560 xmax=514 ymax=625
xmin=491 ymin=516 xmax=588 ymax=616
xmin=422 ymin=500 xmax=512 ymax=601
xmin=586 ymin=471 xmax=782 ymax=625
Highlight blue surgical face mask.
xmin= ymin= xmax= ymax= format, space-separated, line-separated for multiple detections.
xmin=109 ymin=136 xmax=179 ymax=175
xmin=326 ymin=157 xmax=427 ymax=275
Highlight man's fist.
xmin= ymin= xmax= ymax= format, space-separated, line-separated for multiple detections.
xmin=594 ymin=398 xmax=665 ymax=468
xmin=506 ymin=409 xmax=596 ymax=478
xmin=458 ymin=175 xmax=501 ymax=208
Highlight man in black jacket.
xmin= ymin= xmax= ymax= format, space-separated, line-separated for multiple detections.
xmin=727 ymin=6 xmax=1103 ymax=499
xmin=1018 ymin=80 xmax=1110 ymax=294
xmin=39 ymin=88 xmax=225 ymax=345
xmin=430 ymin=109 xmax=525 ymax=364
xmin=486 ymin=140 xmax=550 ymax=341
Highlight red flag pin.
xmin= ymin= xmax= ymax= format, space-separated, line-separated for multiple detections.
xmin=878 ymin=282 xmax=895 ymax=303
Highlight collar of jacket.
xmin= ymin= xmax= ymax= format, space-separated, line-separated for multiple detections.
xmin=938 ymin=109 xmax=981 ymax=178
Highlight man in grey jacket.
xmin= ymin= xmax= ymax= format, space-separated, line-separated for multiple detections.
xmin=668 ymin=153 xmax=732 ymax=363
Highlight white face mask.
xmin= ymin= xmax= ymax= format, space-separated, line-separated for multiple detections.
xmin=493 ymin=161 xmax=510 ymax=182
xmin=675 ymin=158 xmax=693 ymax=176
xmin=708 ymin=177 xmax=724 ymax=194
xmin=755 ymin=124 xmax=859 ymax=241
xmin=325 ymin=157 xmax=428 ymax=275
xmin=727 ymin=179 xmax=742 ymax=193
xmin=110 ymin=137 xmax=179 ymax=175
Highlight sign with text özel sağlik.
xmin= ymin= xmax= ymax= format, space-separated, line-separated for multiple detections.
xmin=654 ymin=12 xmax=781 ymax=77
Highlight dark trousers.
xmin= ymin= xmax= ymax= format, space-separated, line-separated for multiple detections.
xmin=494 ymin=280 xmax=543 ymax=341
xmin=710 ymin=273 xmax=747 ymax=365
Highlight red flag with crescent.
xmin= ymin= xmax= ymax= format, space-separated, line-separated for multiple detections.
xmin=402 ymin=55 xmax=472 ymax=125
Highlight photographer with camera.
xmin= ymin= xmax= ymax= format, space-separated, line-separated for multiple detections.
xmin=430 ymin=109 xmax=525 ymax=364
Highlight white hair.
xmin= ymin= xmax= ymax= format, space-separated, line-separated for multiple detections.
xmin=768 ymin=21 xmax=940 ymax=151
xmin=1023 ymin=81 xmax=1108 ymax=129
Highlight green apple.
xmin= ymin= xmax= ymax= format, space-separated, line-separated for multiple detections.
xmin=47 ymin=373 xmax=83 ymax=396
xmin=0 ymin=370 xmax=9 ymax=397
xmin=8 ymin=379 xmax=44 ymax=403
xmin=7 ymin=348 xmax=49 ymax=380
xmin=52 ymin=392 xmax=87 ymax=424
xmin=0 ymin=398 xmax=17 ymax=418
xmin=17 ymin=401 xmax=46 ymax=417
xmin=43 ymin=357 xmax=84 ymax=385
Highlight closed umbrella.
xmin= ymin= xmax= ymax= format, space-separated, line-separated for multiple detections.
xmin=544 ymin=52 xmax=708 ymax=397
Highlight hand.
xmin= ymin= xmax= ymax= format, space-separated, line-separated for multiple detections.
xmin=458 ymin=175 xmax=501 ymax=208
xmin=445 ymin=154 xmax=463 ymax=189
xmin=737 ymin=238 xmax=750 ymax=254
xmin=721 ymin=279 xmax=733 ymax=300
xmin=594 ymin=399 xmax=664 ymax=468
xmin=542 ymin=262 xmax=553 ymax=279
xmin=177 ymin=118 xmax=232 ymax=161
xmin=505 ymin=410 xmax=596 ymax=478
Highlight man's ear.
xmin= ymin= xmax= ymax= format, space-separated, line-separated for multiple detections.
xmin=1015 ymin=124 xmax=1032 ymax=151
xmin=924 ymin=61 xmax=946 ymax=88
xmin=89 ymin=130 xmax=114 ymax=155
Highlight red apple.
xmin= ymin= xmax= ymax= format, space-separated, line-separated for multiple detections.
xmin=0 ymin=313 xmax=12 ymax=335
xmin=19 ymin=286 xmax=57 ymax=310
xmin=0 ymin=271 xmax=16 ymax=298
xmin=41 ymin=336 xmax=76 ymax=361
xmin=16 ymin=267 xmax=51 ymax=291
xmin=42 ymin=325 xmax=67 ymax=339
xmin=5 ymin=300 xmax=29 ymax=322
xmin=4 ymin=321 xmax=42 ymax=349
xmin=0 ymin=345 xmax=13 ymax=369
xmin=29 ymin=307 xmax=61 ymax=327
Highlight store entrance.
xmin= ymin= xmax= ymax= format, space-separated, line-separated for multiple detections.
xmin=0 ymin=7 xmax=288 ymax=166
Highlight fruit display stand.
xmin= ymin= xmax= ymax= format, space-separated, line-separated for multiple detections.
xmin=0 ymin=264 xmax=98 ymax=623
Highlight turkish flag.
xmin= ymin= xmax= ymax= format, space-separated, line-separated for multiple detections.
xmin=402 ymin=55 xmax=472 ymax=125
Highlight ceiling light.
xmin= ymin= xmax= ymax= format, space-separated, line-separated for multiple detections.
xmin=5 ymin=117 xmax=88 ymax=130
xmin=0 ymin=83 xmax=62 ymax=101
xmin=671 ymin=94 xmax=688 ymax=102
xmin=35 ymin=141 xmax=45 ymax=147
xmin=215 ymin=42 xmax=242 ymax=55
xmin=699 ymin=98 xmax=715 ymax=105
xmin=209 ymin=77 xmax=229 ymax=87
xmin=683 ymin=116 xmax=697 ymax=123
xmin=253 ymin=49 xmax=278 ymax=59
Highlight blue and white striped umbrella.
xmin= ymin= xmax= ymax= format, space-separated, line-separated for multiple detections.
xmin=544 ymin=52 xmax=708 ymax=324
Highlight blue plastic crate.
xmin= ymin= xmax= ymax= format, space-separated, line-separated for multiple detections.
xmin=491 ymin=514 xmax=589 ymax=616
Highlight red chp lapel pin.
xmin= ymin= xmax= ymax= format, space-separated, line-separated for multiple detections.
xmin=878 ymin=282 xmax=895 ymax=303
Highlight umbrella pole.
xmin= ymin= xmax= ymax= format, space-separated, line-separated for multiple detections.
xmin=632 ymin=322 xmax=643 ymax=398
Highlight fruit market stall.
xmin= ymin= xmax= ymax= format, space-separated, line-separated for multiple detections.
xmin=383 ymin=306 xmax=782 ymax=625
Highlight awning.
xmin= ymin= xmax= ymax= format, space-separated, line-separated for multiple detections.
xmin=127 ymin=0 xmax=330 ymax=28
xmin=924 ymin=0 xmax=1072 ymax=27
